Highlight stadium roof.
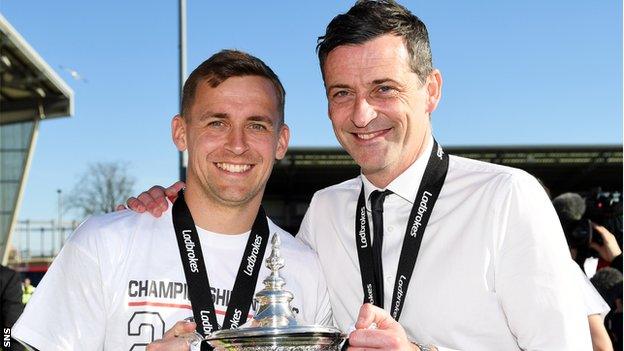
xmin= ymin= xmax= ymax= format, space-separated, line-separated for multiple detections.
xmin=0 ymin=13 xmax=73 ymax=125
xmin=267 ymin=144 xmax=622 ymax=202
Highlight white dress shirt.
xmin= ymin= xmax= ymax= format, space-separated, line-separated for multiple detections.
xmin=297 ymin=137 xmax=591 ymax=350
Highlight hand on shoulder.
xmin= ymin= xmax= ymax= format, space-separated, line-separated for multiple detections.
xmin=117 ymin=181 xmax=185 ymax=217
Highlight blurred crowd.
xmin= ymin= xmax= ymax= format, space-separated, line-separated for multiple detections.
xmin=0 ymin=267 xmax=35 ymax=351
xmin=552 ymin=189 xmax=622 ymax=350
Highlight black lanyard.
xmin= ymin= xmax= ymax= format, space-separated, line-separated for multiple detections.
xmin=354 ymin=139 xmax=449 ymax=321
xmin=172 ymin=190 xmax=270 ymax=337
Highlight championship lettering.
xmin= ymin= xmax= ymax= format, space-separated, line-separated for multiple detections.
xmin=392 ymin=275 xmax=408 ymax=318
xmin=409 ymin=191 xmax=433 ymax=237
xmin=229 ymin=309 xmax=243 ymax=329
xmin=182 ymin=230 xmax=199 ymax=273
xmin=358 ymin=206 xmax=368 ymax=248
xmin=200 ymin=310 xmax=214 ymax=334
xmin=128 ymin=280 xmax=188 ymax=300
xmin=243 ymin=235 xmax=263 ymax=276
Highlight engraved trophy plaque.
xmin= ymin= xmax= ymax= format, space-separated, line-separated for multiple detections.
xmin=204 ymin=234 xmax=346 ymax=350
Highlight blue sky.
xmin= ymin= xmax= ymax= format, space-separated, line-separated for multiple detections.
xmin=2 ymin=0 xmax=622 ymax=221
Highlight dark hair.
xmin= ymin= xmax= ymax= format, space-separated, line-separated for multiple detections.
xmin=316 ymin=0 xmax=433 ymax=82
xmin=181 ymin=49 xmax=285 ymax=123
xmin=591 ymin=267 xmax=623 ymax=308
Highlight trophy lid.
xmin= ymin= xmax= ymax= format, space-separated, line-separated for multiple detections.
xmin=205 ymin=234 xmax=345 ymax=349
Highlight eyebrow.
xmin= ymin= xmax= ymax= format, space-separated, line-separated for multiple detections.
xmin=197 ymin=112 xmax=274 ymax=126
xmin=371 ymin=78 xmax=400 ymax=85
xmin=326 ymin=78 xmax=401 ymax=91
xmin=197 ymin=112 xmax=227 ymax=122
xmin=326 ymin=84 xmax=351 ymax=91
xmin=248 ymin=115 xmax=274 ymax=126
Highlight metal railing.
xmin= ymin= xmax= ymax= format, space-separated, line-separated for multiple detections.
xmin=9 ymin=219 xmax=79 ymax=264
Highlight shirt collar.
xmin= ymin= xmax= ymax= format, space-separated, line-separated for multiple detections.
xmin=361 ymin=134 xmax=434 ymax=207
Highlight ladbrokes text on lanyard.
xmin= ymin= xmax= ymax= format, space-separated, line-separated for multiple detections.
xmin=172 ymin=190 xmax=270 ymax=337
xmin=354 ymin=140 xmax=449 ymax=321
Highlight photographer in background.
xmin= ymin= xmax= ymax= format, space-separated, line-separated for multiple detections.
xmin=553 ymin=191 xmax=623 ymax=350
xmin=553 ymin=191 xmax=623 ymax=275
xmin=590 ymin=226 xmax=623 ymax=273
xmin=591 ymin=268 xmax=622 ymax=350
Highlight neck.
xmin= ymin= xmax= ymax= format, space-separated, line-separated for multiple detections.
xmin=183 ymin=184 xmax=262 ymax=235
xmin=365 ymin=131 xmax=431 ymax=188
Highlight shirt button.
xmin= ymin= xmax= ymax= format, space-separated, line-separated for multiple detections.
xmin=385 ymin=276 xmax=393 ymax=282
xmin=387 ymin=226 xmax=394 ymax=232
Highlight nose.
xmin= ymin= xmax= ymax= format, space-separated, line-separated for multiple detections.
xmin=351 ymin=97 xmax=377 ymax=128
xmin=224 ymin=127 xmax=249 ymax=155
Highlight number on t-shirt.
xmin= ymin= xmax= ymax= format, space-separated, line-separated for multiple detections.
xmin=127 ymin=311 xmax=165 ymax=350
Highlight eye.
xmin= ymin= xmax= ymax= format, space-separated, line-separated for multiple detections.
xmin=249 ymin=123 xmax=268 ymax=131
xmin=333 ymin=90 xmax=349 ymax=98
xmin=330 ymin=90 xmax=353 ymax=103
xmin=377 ymin=85 xmax=396 ymax=94
xmin=207 ymin=120 xmax=225 ymax=128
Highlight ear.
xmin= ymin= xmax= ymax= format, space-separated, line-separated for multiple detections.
xmin=171 ymin=115 xmax=187 ymax=151
xmin=425 ymin=69 xmax=443 ymax=115
xmin=275 ymin=123 xmax=290 ymax=160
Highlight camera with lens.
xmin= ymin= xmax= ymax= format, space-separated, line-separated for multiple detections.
xmin=553 ymin=189 xmax=622 ymax=258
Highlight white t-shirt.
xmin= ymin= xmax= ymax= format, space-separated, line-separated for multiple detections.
xmin=13 ymin=207 xmax=332 ymax=350
xmin=576 ymin=265 xmax=610 ymax=318
xmin=297 ymin=136 xmax=591 ymax=350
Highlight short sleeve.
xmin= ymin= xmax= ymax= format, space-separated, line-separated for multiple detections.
xmin=12 ymin=222 xmax=107 ymax=351
xmin=575 ymin=265 xmax=610 ymax=318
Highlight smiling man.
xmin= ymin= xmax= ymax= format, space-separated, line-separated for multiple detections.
xmin=125 ymin=1 xmax=592 ymax=350
xmin=299 ymin=2 xmax=590 ymax=349
xmin=12 ymin=50 xmax=332 ymax=350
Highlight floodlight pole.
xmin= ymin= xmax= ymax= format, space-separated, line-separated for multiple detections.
xmin=57 ymin=189 xmax=63 ymax=250
xmin=178 ymin=0 xmax=187 ymax=181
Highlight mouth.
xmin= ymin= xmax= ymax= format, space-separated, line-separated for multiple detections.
xmin=351 ymin=128 xmax=391 ymax=141
xmin=215 ymin=162 xmax=253 ymax=174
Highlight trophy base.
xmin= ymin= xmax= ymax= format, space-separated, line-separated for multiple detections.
xmin=205 ymin=326 xmax=346 ymax=351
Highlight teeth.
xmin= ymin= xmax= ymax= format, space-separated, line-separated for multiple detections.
xmin=216 ymin=163 xmax=252 ymax=173
xmin=356 ymin=131 xmax=381 ymax=140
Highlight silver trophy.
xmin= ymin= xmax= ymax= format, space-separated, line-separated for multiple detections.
xmin=204 ymin=234 xmax=346 ymax=350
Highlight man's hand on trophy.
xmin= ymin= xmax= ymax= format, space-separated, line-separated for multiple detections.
xmin=348 ymin=304 xmax=423 ymax=351
xmin=116 ymin=181 xmax=185 ymax=217
xmin=146 ymin=320 xmax=200 ymax=351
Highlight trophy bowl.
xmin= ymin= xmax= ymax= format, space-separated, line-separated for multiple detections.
xmin=203 ymin=234 xmax=347 ymax=351
xmin=205 ymin=325 xmax=345 ymax=351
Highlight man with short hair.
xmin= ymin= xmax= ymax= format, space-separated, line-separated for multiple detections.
xmin=305 ymin=2 xmax=589 ymax=349
xmin=12 ymin=50 xmax=332 ymax=350
xmin=128 ymin=1 xmax=591 ymax=350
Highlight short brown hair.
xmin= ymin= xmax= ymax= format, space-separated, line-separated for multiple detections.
xmin=181 ymin=50 xmax=285 ymax=123
xmin=317 ymin=0 xmax=433 ymax=83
